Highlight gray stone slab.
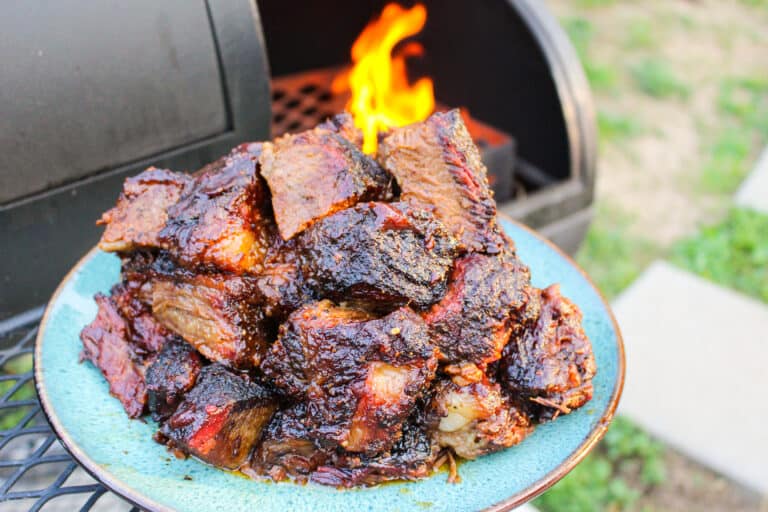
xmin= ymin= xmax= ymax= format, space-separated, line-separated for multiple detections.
xmin=613 ymin=261 xmax=768 ymax=494
xmin=736 ymin=146 xmax=768 ymax=214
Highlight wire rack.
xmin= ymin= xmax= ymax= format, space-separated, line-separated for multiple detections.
xmin=0 ymin=312 xmax=141 ymax=512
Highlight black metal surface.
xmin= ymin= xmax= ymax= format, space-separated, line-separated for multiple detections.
xmin=0 ymin=0 xmax=272 ymax=321
xmin=0 ymin=312 xmax=140 ymax=511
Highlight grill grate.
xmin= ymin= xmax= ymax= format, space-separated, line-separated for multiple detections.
xmin=270 ymin=68 xmax=348 ymax=137
xmin=0 ymin=314 xmax=140 ymax=511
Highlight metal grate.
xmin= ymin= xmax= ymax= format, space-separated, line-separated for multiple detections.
xmin=270 ymin=67 xmax=348 ymax=137
xmin=0 ymin=312 xmax=141 ymax=512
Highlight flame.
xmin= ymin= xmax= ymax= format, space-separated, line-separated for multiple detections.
xmin=332 ymin=3 xmax=434 ymax=154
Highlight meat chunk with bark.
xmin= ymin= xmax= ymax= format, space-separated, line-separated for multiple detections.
xmin=121 ymin=252 xmax=274 ymax=369
xmin=378 ymin=109 xmax=502 ymax=253
xmin=99 ymin=149 xmax=273 ymax=273
xmin=80 ymin=293 xmax=148 ymax=418
xmin=261 ymin=301 xmax=438 ymax=454
xmin=247 ymin=403 xmax=331 ymax=483
xmin=158 ymin=149 xmax=274 ymax=272
xmin=109 ymin=281 xmax=172 ymax=354
xmin=297 ymin=202 xmax=458 ymax=309
xmin=422 ymin=251 xmax=538 ymax=368
xmin=146 ymin=338 xmax=203 ymax=421
xmin=160 ymin=364 xmax=277 ymax=469
xmin=313 ymin=407 xmax=439 ymax=487
xmin=98 ymin=168 xmax=190 ymax=253
xmin=427 ymin=377 xmax=532 ymax=459
xmin=500 ymin=284 xmax=597 ymax=421
xmin=259 ymin=113 xmax=390 ymax=240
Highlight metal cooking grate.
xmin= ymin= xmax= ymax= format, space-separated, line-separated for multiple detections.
xmin=0 ymin=314 xmax=140 ymax=512
xmin=270 ymin=68 xmax=348 ymax=137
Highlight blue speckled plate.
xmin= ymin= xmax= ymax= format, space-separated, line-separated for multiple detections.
xmin=35 ymin=218 xmax=624 ymax=512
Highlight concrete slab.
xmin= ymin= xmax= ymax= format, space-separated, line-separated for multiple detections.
xmin=736 ymin=145 xmax=768 ymax=214
xmin=613 ymin=261 xmax=768 ymax=494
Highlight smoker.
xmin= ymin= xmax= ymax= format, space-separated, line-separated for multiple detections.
xmin=0 ymin=1 xmax=597 ymax=507
xmin=0 ymin=0 xmax=596 ymax=320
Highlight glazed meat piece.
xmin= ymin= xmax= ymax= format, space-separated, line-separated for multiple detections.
xmin=80 ymin=293 xmax=148 ymax=418
xmin=121 ymin=252 xmax=274 ymax=369
xmin=109 ymin=282 xmax=172 ymax=354
xmin=158 ymin=148 xmax=274 ymax=272
xmin=146 ymin=338 xmax=203 ymax=421
xmin=98 ymin=149 xmax=273 ymax=273
xmin=427 ymin=377 xmax=532 ymax=459
xmin=297 ymin=202 xmax=458 ymax=309
xmin=259 ymin=113 xmax=390 ymax=240
xmin=160 ymin=364 xmax=277 ymax=469
xmin=97 ymin=168 xmax=191 ymax=253
xmin=422 ymin=251 xmax=538 ymax=368
xmin=378 ymin=109 xmax=502 ymax=253
xmin=313 ymin=407 xmax=439 ymax=487
xmin=500 ymin=284 xmax=597 ymax=421
xmin=247 ymin=403 xmax=331 ymax=483
xmin=261 ymin=301 xmax=438 ymax=454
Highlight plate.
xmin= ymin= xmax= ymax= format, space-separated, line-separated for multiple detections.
xmin=35 ymin=218 xmax=625 ymax=512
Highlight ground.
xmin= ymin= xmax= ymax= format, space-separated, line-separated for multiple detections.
xmin=536 ymin=0 xmax=768 ymax=510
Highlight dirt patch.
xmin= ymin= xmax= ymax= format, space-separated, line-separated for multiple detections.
xmin=548 ymin=0 xmax=768 ymax=246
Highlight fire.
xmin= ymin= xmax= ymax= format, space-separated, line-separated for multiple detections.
xmin=332 ymin=3 xmax=434 ymax=154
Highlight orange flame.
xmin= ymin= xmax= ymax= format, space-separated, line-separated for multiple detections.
xmin=332 ymin=3 xmax=434 ymax=154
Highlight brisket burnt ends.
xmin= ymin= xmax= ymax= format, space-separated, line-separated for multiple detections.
xmin=122 ymin=252 xmax=274 ymax=369
xmin=378 ymin=109 xmax=502 ymax=253
xmin=261 ymin=301 xmax=438 ymax=454
xmin=79 ymin=291 xmax=151 ymax=418
xmin=500 ymin=284 xmax=597 ymax=421
xmin=82 ymin=109 xmax=598 ymax=487
xmin=98 ymin=148 xmax=273 ymax=273
xmin=427 ymin=377 xmax=532 ymax=459
xmin=160 ymin=364 xmax=277 ymax=470
xmin=146 ymin=338 xmax=203 ymax=421
xmin=422 ymin=250 xmax=538 ymax=367
xmin=260 ymin=113 xmax=391 ymax=240
xmin=297 ymin=202 xmax=458 ymax=309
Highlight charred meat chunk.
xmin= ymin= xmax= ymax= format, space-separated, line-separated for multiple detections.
xmin=297 ymin=202 xmax=458 ymax=309
xmin=378 ymin=109 xmax=501 ymax=253
xmin=314 ymin=407 xmax=439 ymax=487
xmin=262 ymin=301 xmax=438 ymax=454
xmin=160 ymin=364 xmax=277 ymax=469
xmin=259 ymin=114 xmax=390 ymax=240
xmin=146 ymin=338 xmax=203 ymax=421
xmin=158 ymin=149 xmax=273 ymax=272
xmin=427 ymin=377 xmax=532 ymax=459
xmin=122 ymin=252 xmax=274 ymax=369
xmin=109 ymin=281 xmax=171 ymax=354
xmin=80 ymin=293 xmax=148 ymax=418
xmin=99 ymin=150 xmax=273 ymax=273
xmin=500 ymin=284 xmax=597 ymax=420
xmin=247 ymin=403 xmax=331 ymax=483
xmin=98 ymin=168 xmax=190 ymax=253
xmin=422 ymin=251 xmax=538 ymax=367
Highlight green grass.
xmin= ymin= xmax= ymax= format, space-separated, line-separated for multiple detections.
xmin=0 ymin=354 xmax=36 ymax=431
xmin=598 ymin=110 xmax=643 ymax=144
xmin=700 ymin=126 xmax=753 ymax=193
xmin=535 ymin=417 xmax=666 ymax=512
xmin=717 ymin=77 xmax=768 ymax=137
xmin=630 ymin=58 xmax=689 ymax=99
xmin=671 ymin=208 xmax=768 ymax=303
xmin=576 ymin=205 xmax=659 ymax=299
xmin=624 ymin=20 xmax=656 ymax=50
xmin=699 ymin=76 xmax=768 ymax=194
xmin=561 ymin=17 xmax=619 ymax=93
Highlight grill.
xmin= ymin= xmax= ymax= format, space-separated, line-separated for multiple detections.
xmin=0 ymin=314 xmax=136 ymax=511
xmin=0 ymin=0 xmax=596 ymax=509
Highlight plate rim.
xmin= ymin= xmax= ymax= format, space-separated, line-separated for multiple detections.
xmin=34 ymin=216 xmax=625 ymax=512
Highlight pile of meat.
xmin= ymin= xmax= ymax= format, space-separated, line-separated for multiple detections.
xmin=80 ymin=110 xmax=596 ymax=487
